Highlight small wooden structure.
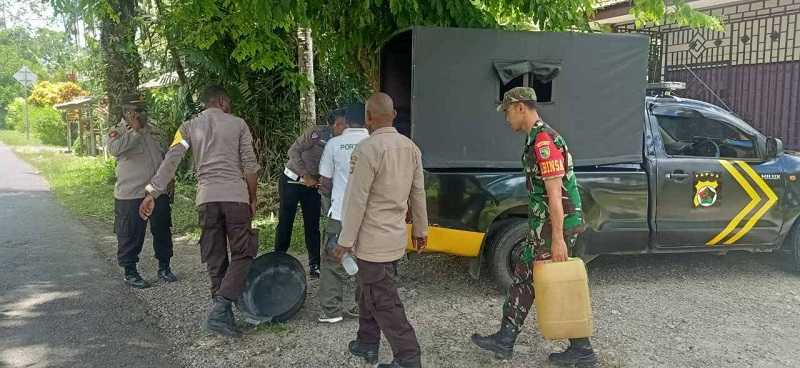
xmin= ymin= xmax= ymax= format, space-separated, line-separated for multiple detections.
xmin=54 ymin=96 xmax=96 ymax=156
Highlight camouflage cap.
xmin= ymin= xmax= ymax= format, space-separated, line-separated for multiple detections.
xmin=497 ymin=86 xmax=538 ymax=111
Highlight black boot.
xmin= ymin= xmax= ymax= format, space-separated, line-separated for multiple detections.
xmin=548 ymin=338 xmax=598 ymax=367
xmin=470 ymin=322 xmax=518 ymax=360
xmin=205 ymin=296 xmax=241 ymax=338
xmin=309 ymin=264 xmax=321 ymax=279
xmin=157 ymin=261 xmax=178 ymax=282
xmin=377 ymin=357 xmax=421 ymax=368
xmin=348 ymin=340 xmax=379 ymax=364
xmin=123 ymin=266 xmax=149 ymax=289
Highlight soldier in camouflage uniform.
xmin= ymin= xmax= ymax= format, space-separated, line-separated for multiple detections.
xmin=471 ymin=87 xmax=598 ymax=367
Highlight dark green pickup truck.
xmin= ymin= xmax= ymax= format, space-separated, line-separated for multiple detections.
xmin=381 ymin=27 xmax=800 ymax=289
xmin=417 ymin=94 xmax=799 ymax=289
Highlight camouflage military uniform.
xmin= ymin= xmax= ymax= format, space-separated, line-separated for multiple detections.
xmin=502 ymin=119 xmax=585 ymax=333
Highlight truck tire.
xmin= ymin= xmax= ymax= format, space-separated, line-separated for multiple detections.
xmin=489 ymin=219 xmax=528 ymax=292
xmin=786 ymin=223 xmax=800 ymax=273
xmin=488 ymin=219 xmax=591 ymax=291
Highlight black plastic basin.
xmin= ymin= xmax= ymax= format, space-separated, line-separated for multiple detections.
xmin=237 ymin=252 xmax=307 ymax=324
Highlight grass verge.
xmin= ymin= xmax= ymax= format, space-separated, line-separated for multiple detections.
xmin=0 ymin=129 xmax=308 ymax=255
xmin=0 ymin=129 xmax=42 ymax=146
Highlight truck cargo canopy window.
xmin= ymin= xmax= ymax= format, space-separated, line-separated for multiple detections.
xmin=379 ymin=27 xmax=649 ymax=168
xmin=493 ymin=61 xmax=561 ymax=85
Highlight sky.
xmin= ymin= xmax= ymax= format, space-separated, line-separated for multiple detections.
xmin=1 ymin=0 xmax=91 ymax=47
xmin=1 ymin=0 xmax=64 ymax=31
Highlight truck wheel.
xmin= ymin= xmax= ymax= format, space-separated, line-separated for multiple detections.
xmin=488 ymin=219 xmax=593 ymax=291
xmin=786 ymin=223 xmax=800 ymax=273
xmin=489 ymin=219 xmax=528 ymax=292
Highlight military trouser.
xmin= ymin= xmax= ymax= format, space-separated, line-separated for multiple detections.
xmin=319 ymin=218 xmax=357 ymax=317
xmin=198 ymin=202 xmax=258 ymax=301
xmin=114 ymin=196 xmax=173 ymax=268
xmin=502 ymin=221 xmax=579 ymax=334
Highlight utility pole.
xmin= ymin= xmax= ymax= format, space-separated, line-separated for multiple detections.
xmin=23 ymin=90 xmax=29 ymax=139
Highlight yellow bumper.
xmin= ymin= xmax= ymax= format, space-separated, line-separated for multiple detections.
xmin=405 ymin=225 xmax=485 ymax=257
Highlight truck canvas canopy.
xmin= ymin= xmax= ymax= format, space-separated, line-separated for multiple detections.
xmin=380 ymin=26 xmax=650 ymax=168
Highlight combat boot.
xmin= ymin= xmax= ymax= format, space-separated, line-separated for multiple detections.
xmin=470 ymin=321 xmax=518 ymax=360
xmin=205 ymin=296 xmax=241 ymax=338
xmin=548 ymin=338 xmax=598 ymax=367
xmin=157 ymin=261 xmax=178 ymax=282
xmin=123 ymin=266 xmax=149 ymax=289
xmin=348 ymin=340 xmax=379 ymax=364
xmin=377 ymin=357 xmax=421 ymax=368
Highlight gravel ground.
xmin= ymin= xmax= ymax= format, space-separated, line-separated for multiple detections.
xmin=87 ymin=221 xmax=800 ymax=368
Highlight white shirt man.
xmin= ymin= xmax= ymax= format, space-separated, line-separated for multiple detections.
xmin=317 ymin=108 xmax=370 ymax=323
xmin=319 ymin=127 xmax=370 ymax=221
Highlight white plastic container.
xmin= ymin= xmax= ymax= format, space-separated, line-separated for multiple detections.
xmin=342 ymin=253 xmax=358 ymax=275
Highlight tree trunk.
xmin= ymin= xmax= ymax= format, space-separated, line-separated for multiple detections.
xmin=297 ymin=27 xmax=316 ymax=127
xmin=100 ymin=0 xmax=142 ymax=127
xmin=153 ymin=0 xmax=190 ymax=90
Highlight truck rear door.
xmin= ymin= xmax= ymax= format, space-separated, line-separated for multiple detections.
xmin=650 ymin=104 xmax=784 ymax=249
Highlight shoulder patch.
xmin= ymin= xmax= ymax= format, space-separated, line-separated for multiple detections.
xmin=108 ymin=130 xmax=119 ymax=140
xmin=170 ymin=130 xmax=189 ymax=149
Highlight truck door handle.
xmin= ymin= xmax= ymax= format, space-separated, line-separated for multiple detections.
xmin=666 ymin=171 xmax=689 ymax=182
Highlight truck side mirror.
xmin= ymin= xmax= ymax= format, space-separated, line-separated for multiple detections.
xmin=767 ymin=137 xmax=784 ymax=159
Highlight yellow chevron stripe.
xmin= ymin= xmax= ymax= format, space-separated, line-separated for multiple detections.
xmin=723 ymin=161 xmax=778 ymax=244
xmin=706 ymin=160 xmax=760 ymax=246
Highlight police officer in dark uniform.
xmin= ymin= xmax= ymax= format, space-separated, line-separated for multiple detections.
xmin=140 ymin=85 xmax=260 ymax=337
xmin=275 ymin=118 xmax=334 ymax=278
xmin=471 ymin=87 xmax=598 ymax=367
xmin=107 ymin=97 xmax=177 ymax=288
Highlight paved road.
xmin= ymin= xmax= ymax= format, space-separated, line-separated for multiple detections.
xmin=0 ymin=143 xmax=175 ymax=368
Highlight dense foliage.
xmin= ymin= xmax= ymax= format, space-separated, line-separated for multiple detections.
xmin=0 ymin=0 xmax=723 ymax=177
xmin=5 ymin=97 xmax=67 ymax=145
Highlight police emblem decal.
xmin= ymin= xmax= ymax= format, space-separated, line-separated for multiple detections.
xmin=694 ymin=172 xmax=721 ymax=208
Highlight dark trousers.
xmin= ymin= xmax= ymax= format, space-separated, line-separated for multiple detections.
xmin=114 ymin=196 xmax=173 ymax=268
xmin=356 ymin=259 xmax=420 ymax=363
xmin=198 ymin=202 xmax=258 ymax=301
xmin=274 ymin=173 xmax=321 ymax=267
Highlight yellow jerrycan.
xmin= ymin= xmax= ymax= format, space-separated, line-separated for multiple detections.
xmin=533 ymin=257 xmax=593 ymax=340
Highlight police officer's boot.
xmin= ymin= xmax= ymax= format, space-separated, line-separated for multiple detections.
xmin=470 ymin=321 xmax=518 ymax=360
xmin=123 ymin=265 xmax=149 ymax=289
xmin=548 ymin=338 xmax=598 ymax=367
xmin=377 ymin=357 xmax=422 ymax=368
xmin=205 ymin=296 xmax=241 ymax=338
xmin=348 ymin=340 xmax=379 ymax=364
xmin=157 ymin=261 xmax=178 ymax=282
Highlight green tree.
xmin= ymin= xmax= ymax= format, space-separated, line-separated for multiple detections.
xmin=100 ymin=0 xmax=141 ymax=126
xmin=48 ymin=0 xmax=723 ymax=176
xmin=30 ymin=28 xmax=81 ymax=78
xmin=0 ymin=27 xmax=48 ymax=127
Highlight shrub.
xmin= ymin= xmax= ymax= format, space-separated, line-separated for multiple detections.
xmin=28 ymin=81 xmax=87 ymax=107
xmin=4 ymin=97 xmax=66 ymax=145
